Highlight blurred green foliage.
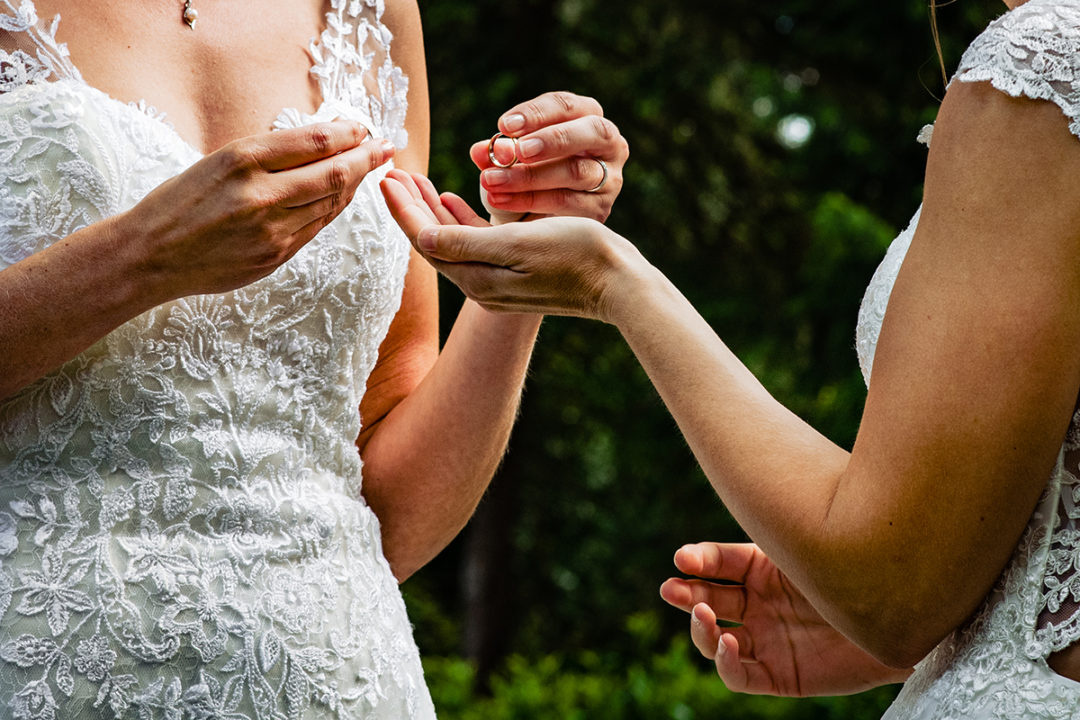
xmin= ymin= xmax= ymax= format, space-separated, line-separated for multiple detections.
xmin=406 ymin=0 xmax=1001 ymax=715
xmin=423 ymin=612 xmax=900 ymax=719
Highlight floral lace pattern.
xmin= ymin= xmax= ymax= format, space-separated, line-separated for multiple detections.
xmin=858 ymin=2 xmax=1080 ymax=717
xmin=0 ymin=1 xmax=434 ymax=719
xmin=953 ymin=0 xmax=1080 ymax=137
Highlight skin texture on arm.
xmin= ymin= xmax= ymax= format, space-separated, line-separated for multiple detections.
xmin=392 ymin=81 xmax=1080 ymax=667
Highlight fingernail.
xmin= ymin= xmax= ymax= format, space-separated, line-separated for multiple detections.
xmin=691 ymin=614 xmax=703 ymax=628
xmin=488 ymin=193 xmax=511 ymax=204
xmin=518 ymin=138 xmax=543 ymax=158
xmin=418 ymin=228 xmax=437 ymax=253
xmin=716 ymin=636 xmax=727 ymax=657
xmin=502 ymin=113 xmax=526 ymax=133
xmin=482 ymin=168 xmax=510 ymax=186
xmin=380 ymin=139 xmax=395 ymax=155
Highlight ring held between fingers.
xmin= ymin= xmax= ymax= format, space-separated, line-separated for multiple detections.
xmin=488 ymin=133 xmax=520 ymax=168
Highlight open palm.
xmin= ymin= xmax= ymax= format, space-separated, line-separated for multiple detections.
xmin=661 ymin=542 xmax=911 ymax=697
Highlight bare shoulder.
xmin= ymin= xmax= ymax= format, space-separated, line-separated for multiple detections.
xmin=931 ymin=79 xmax=1080 ymax=202
xmin=380 ymin=0 xmax=422 ymax=45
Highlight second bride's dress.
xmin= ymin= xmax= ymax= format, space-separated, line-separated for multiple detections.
xmin=0 ymin=0 xmax=437 ymax=718
xmin=856 ymin=1 xmax=1080 ymax=716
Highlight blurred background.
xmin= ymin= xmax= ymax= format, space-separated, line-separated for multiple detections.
xmin=405 ymin=1 xmax=999 ymax=717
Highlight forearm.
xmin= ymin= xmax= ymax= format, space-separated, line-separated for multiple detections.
xmin=610 ymin=268 xmax=844 ymax=556
xmin=0 ymin=212 xmax=162 ymax=400
xmin=359 ymin=301 xmax=541 ymax=580
xmin=606 ymin=263 xmax=944 ymax=662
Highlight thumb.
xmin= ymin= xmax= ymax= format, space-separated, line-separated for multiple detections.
xmin=416 ymin=224 xmax=517 ymax=266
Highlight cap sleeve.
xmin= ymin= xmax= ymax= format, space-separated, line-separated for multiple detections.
xmin=952 ymin=1 xmax=1080 ymax=138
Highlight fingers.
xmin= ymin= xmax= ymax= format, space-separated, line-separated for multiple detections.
xmin=480 ymin=187 xmax=613 ymax=219
xmin=277 ymin=139 xmax=395 ymax=208
xmin=714 ymin=632 xmax=761 ymax=693
xmin=380 ymin=175 xmax=439 ymax=239
xmin=410 ymin=173 xmax=460 ymax=226
xmin=497 ymin=91 xmax=605 ymax=138
xmin=468 ymin=92 xmax=627 ymax=224
xmin=243 ymin=120 xmax=376 ymax=172
xmin=480 ymin=155 xmax=611 ymax=195
xmin=440 ymin=192 xmax=491 ymax=228
xmin=285 ymin=193 xmax=349 ymax=235
xmin=660 ymin=578 xmax=748 ymax=623
xmin=674 ymin=542 xmax=760 ymax=582
xmin=470 ymin=114 xmax=626 ymax=169
xmin=690 ymin=603 xmax=723 ymax=659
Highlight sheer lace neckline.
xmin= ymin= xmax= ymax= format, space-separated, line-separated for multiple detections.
xmin=0 ymin=0 xmax=388 ymax=156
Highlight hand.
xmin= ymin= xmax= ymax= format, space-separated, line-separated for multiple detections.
xmin=471 ymin=91 xmax=629 ymax=223
xmin=380 ymin=171 xmax=644 ymax=322
xmin=660 ymin=543 xmax=912 ymax=697
xmin=121 ymin=119 xmax=394 ymax=300
xmin=380 ymin=168 xmax=490 ymax=238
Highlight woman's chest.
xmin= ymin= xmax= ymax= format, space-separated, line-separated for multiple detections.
xmin=34 ymin=0 xmax=327 ymax=153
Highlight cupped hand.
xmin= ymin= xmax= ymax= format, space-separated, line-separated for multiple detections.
xmin=660 ymin=542 xmax=912 ymax=697
xmin=380 ymin=170 xmax=643 ymax=322
xmin=470 ymin=91 xmax=628 ymax=223
xmin=123 ymin=119 xmax=394 ymax=301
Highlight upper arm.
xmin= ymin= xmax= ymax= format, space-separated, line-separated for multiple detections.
xmin=381 ymin=0 xmax=429 ymax=175
xmin=357 ymin=0 xmax=437 ymax=453
xmin=823 ymin=81 xmax=1080 ymax=660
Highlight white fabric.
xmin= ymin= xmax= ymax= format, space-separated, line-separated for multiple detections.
xmin=857 ymin=1 xmax=1080 ymax=717
xmin=0 ymin=1 xmax=435 ymax=718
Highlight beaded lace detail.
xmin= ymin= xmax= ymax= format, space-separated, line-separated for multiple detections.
xmin=0 ymin=2 xmax=432 ymax=719
xmin=858 ymin=2 xmax=1080 ymax=717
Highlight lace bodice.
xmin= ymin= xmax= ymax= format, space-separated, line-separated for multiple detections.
xmin=0 ymin=1 xmax=435 ymax=718
xmin=856 ymin=1 xmax=1080 ymax=717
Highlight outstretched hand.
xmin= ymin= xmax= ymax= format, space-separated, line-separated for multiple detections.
xmin=660 ymin=543 xmax=912 ymax=697
xmin=380 ymin=171 xmax=644 ymax=322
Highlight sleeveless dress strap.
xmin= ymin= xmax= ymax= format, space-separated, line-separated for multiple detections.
xmin=0 ymin=0 xmax=79 ymax=93
xmin=952 ymin=0 xmax=1080 ymax=140
xmin=308 ymin=0 xmax=409 ymax=149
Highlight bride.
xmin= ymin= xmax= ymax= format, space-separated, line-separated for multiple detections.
xmin=382 ymin=0 xmax=1080 ymax=715
xmin=0 ymin=0 xmax=627 ymax=717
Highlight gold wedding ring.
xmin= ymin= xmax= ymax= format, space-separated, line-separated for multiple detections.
xmin=487 ymin=132 xmax=520 ymax=168
xmin=585 ymin=157 xmax=609 ymax=193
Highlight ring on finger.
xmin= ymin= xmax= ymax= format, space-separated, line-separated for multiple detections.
xmin=488 ymin=132 xmax=520 ymax=168
xmin=585 ymin=157 xmax=609 ymax=193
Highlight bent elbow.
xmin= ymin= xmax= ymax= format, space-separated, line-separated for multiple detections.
xmin=835 ymin=596 xmax=952 ymax=670
xmin=860 ymin=633 xmax=935 ymax=670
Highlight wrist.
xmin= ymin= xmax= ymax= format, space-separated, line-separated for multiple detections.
xmin=595 ymin=229 xmax=663 ymax=328
xmin=108 ymin=205 xmax=182 ymax=306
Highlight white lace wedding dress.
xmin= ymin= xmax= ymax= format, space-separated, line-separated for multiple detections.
xmin=0 ymin=1 xmax=437 ymax=718
xmin=856 ymin=1 xmax=1080 ymax=717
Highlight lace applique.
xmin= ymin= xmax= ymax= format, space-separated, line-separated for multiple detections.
xmin=916 ymin=123 xmax=934 ymax=148
xmin=953 ymin=0 xmax=1080 ymax=138
xmin=310 ymin=0 xmax=409 ymax=149
xmin=0 ymin=0 xmax=79 ymax=91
